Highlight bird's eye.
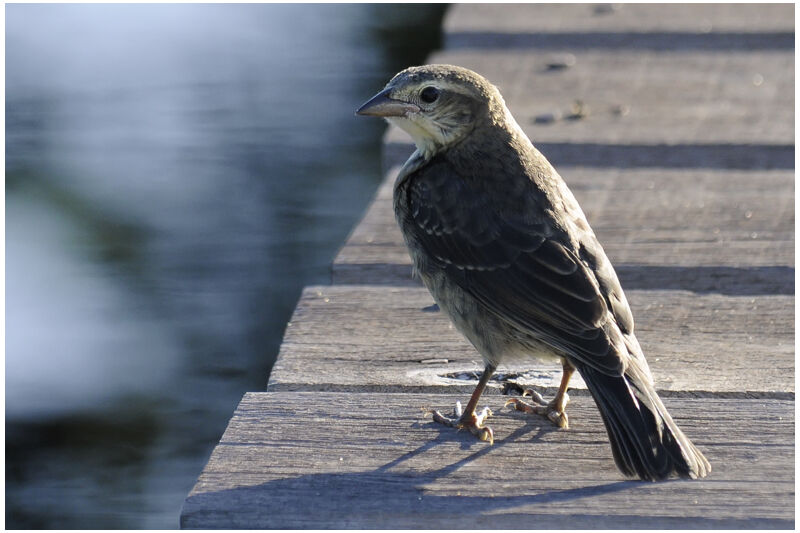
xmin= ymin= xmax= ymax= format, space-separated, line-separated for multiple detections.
xmin=420 ymin=86 xmax=440 ymax=104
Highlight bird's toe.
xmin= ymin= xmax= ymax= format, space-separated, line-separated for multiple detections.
xmin=547 ymin=409 xmax=569 ymax=429
xmin=506 ymin=395 xmax=569 ymax=429
xmin=427 ymin=403 xmax=495 ymax=444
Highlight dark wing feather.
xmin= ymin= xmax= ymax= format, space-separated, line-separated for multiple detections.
xmin=403 ymin=155 xmax=629 ymax=374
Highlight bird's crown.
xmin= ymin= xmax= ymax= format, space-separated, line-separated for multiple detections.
xmin=386 ymin=64 xmax=500 ymax=103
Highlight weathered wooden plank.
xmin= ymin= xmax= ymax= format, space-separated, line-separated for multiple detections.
xmin=383 ymin=140 xmax=794 ymax=173
xmin=333 ymin=166 xmax=794 ymax=284
xmin=445 ymin=3 xmax=794 ymax=34
xmin=342 ymin=166 xmax=795 ymax=256
xmin=383 ymin=50 xmax=793 ymax=147
xmin=268 ymin=286 xmax=793 ymax=395
xmin=181 ymin=392 xmax=794 ymax=529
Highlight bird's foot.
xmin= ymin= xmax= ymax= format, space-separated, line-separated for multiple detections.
xmin=505 ymin=389 xmax=569 ymax=429
xmin=427 ymin=401 xmax=494 ymax=444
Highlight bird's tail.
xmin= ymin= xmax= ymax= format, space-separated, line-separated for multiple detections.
xmin=577 ymin=364 xmax=711 ymax=481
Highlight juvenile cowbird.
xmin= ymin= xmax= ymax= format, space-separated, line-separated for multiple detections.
xmin=356 ymin=64 xmax=710 ymax=481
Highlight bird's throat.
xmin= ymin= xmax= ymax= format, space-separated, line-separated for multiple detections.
xmin=388 ymin=116 xmax=442 ymax=159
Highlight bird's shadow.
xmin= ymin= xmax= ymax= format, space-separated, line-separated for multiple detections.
xmin=183 ymin=410 xmax=662 ymax=528
xmin=182 ymin=406 xmax=791 ymax=529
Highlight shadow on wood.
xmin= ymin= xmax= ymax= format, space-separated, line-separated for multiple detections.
xmin=181 ymin=393 xmax=794 ymax=529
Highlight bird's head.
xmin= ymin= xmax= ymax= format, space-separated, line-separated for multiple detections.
xmin=356 ymin=64 xmax=507 ymax=157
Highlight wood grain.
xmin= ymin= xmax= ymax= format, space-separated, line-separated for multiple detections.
xmin=268 ymin=286 xmax=794 ymax=395
xmin=444 ymin=3 xmax=794 ymax=34
xmin=181 ymin=392 xmax=794 ymax=529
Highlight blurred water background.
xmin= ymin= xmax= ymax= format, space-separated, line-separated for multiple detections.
xmin=5 ymin=4 xmax=446 ymax=528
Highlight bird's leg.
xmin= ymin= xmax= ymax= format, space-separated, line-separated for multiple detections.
xmin=429 ymin=364 xmax=496 ymax=444
xmin=506 ymin=360 xmax=575 ymax=429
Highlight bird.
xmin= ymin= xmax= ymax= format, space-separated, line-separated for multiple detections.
xmin=356 ymin=64 xmax=710 ymax=481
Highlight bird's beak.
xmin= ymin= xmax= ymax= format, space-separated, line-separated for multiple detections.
xmin=356 ymin=88 xmax=420 ymax=117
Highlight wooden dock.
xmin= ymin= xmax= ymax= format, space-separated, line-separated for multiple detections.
xmin=181 ymin=4 xmax=794 ymax=528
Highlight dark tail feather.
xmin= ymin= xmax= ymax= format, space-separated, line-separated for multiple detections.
xmin=577 ymin=365 xmax=711 ymax=481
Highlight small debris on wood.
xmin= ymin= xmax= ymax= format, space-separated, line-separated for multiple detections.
xmin=546 ymin=53 xmax=576 ymax=71
xmin=566 ymin=100 xmax=589 ymax=120
xmin=611 ymin=104 xmax=630 ymax=117
xmin=419 ymin=358 xmax=449 ymax=365
xmin=533 ymin=110 xmax=563 ymax=124
xmin=593 ymin=3 xmax=622 ymax=15
xmin=443 ymin=371 xmax=483 ymax=381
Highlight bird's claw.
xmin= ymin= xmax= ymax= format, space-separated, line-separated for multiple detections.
xmin=505 ymin=389 xmax=570 ymax=429
xmin=428 ymin=403 xmax=494 ymax=445
xmin=522 ymin=388 xmax=547 ymax=403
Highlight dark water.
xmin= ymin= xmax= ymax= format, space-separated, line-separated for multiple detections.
xmin=5 ymin=4 xmax=446 ymax=528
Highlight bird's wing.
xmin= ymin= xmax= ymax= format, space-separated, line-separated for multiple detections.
xmin=403 ymin=155 xmax=632 ymax=375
